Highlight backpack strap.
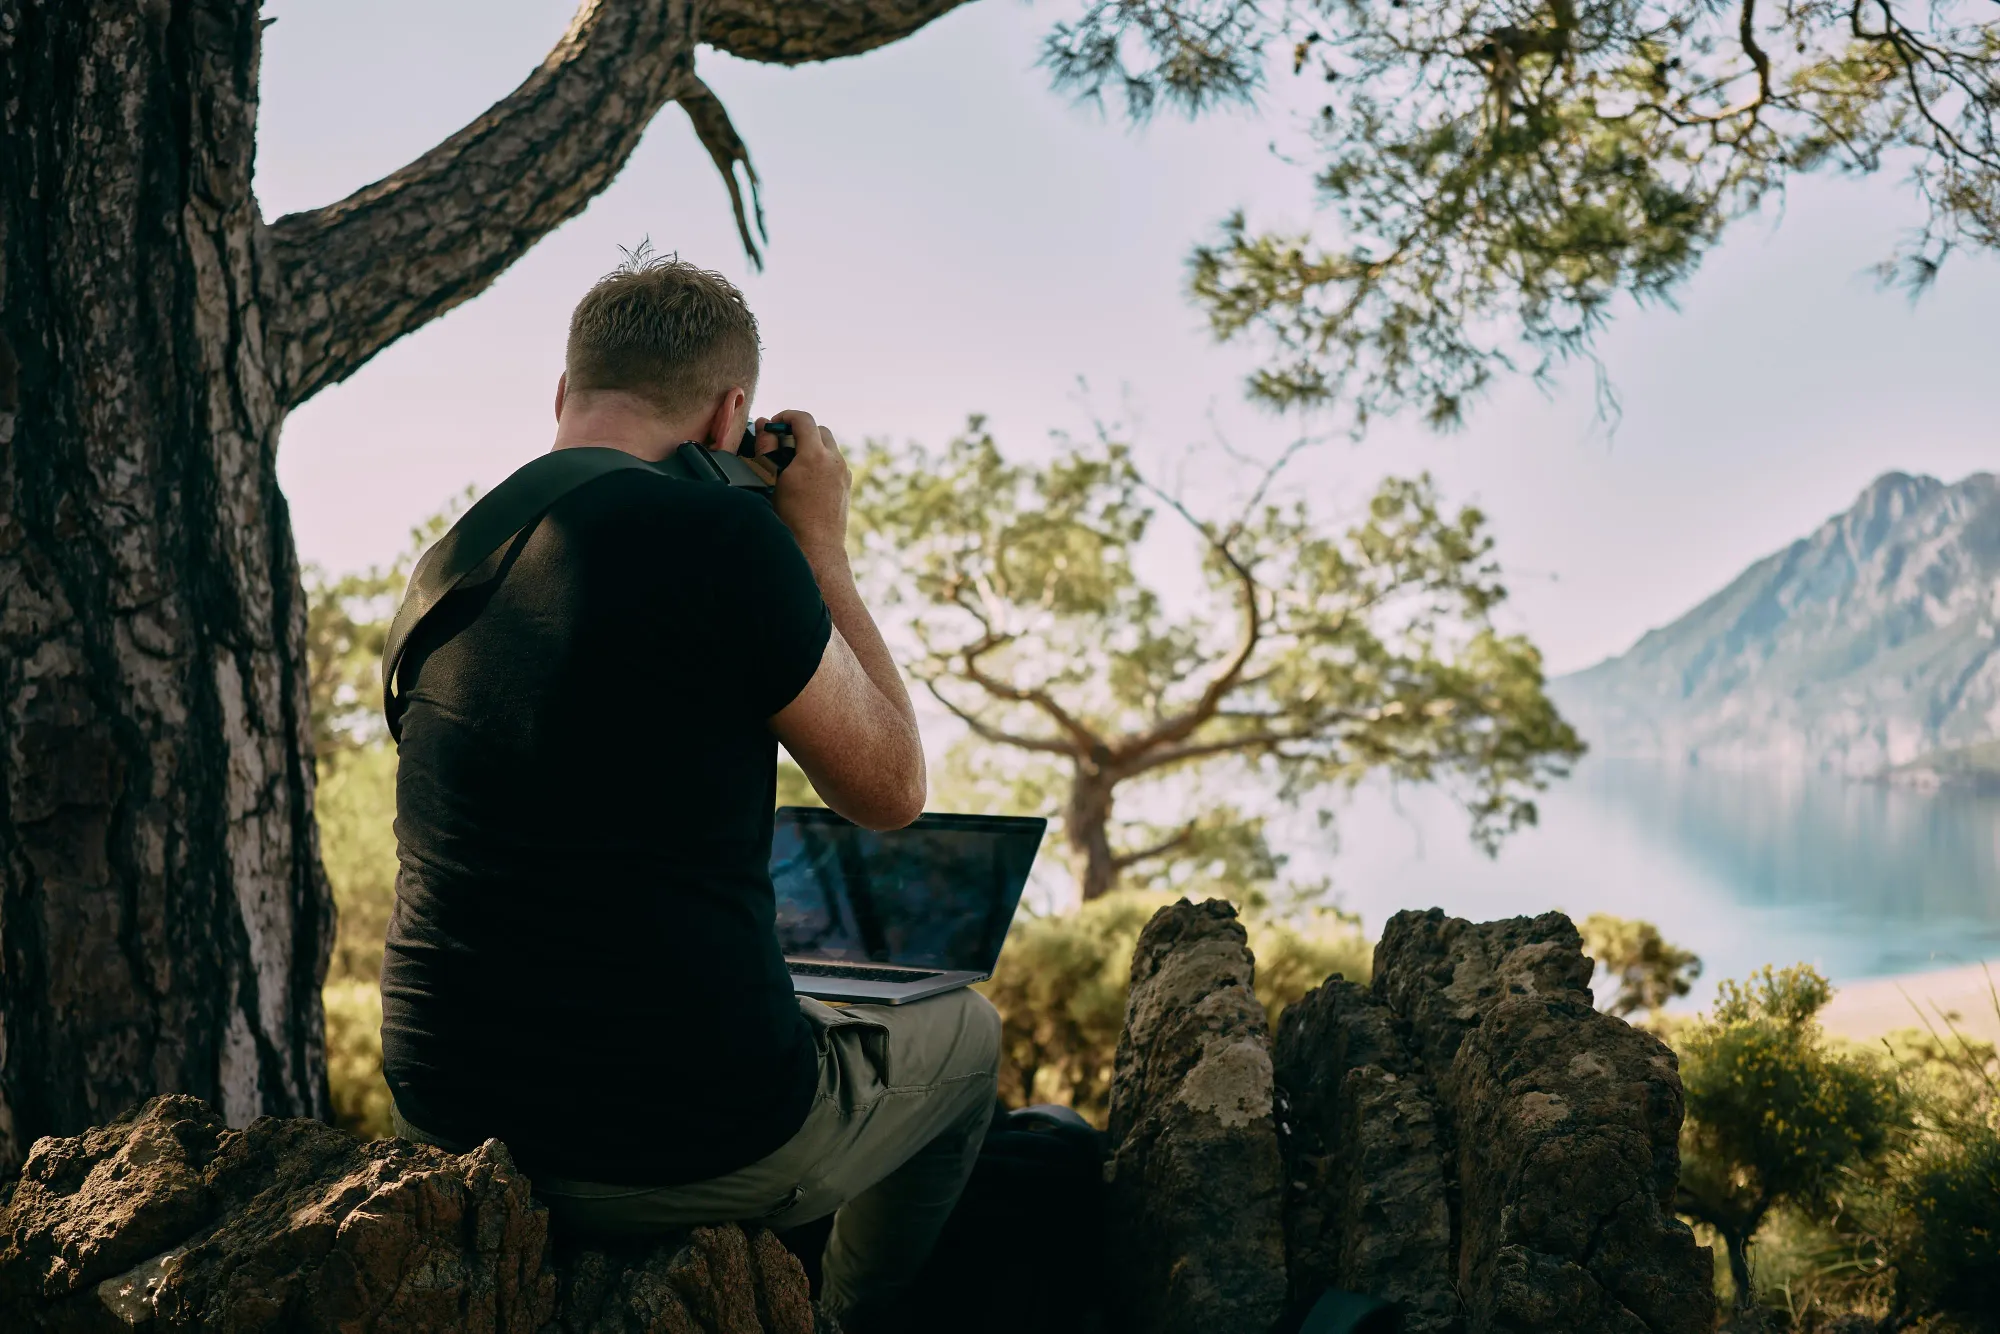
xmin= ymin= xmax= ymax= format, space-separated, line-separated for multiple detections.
xmin=379 ymin=447 xmax=692 ymax=741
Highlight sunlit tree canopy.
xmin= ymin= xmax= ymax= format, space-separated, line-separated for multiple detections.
xmin=850 ymin=419 xmax=1583 ymax=899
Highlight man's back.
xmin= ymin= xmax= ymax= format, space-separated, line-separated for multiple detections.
xmin=381 ymin=469 xmax=830 ymax=1185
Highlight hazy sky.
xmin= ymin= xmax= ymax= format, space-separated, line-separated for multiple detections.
xmin=259 ymin=0 xmax=1997 ymax=676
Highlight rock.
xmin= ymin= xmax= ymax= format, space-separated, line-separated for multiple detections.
xmin=0 ymin=1095 xmax=811 ymax=1334
xmin=1104 ymin=899 xmax=1288 ymax=1334
xmin=1274 ymin=977 xmax=1458 ymax=1332
xmin=1115 ymin=903 xmax=1717 ymax=1334
xmin=1378 ymin=909 xmax=1714 ymax=1334
xmin=4 ymin=905 xmax=1722 ymax=1334
xmin=551 ymin=1227 xmax=815 ymax=1334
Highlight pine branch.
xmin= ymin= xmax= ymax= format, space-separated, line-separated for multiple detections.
xmin=265 ymin=0 xmax=973 ymax=407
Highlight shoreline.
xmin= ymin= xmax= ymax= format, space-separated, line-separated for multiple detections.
xmin=1818 ymin=957 xmax=2000 ymax=1046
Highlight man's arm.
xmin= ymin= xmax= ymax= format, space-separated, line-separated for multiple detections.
xmin=759 ymin=410 xmax=926 ymax=830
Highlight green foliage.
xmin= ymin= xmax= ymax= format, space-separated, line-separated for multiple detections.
xmin=850 ymin=420 xmax=1582 ymax=899
xmin=303 ymin=493 xmax=466 ymax=755
xmin=318 ymin=744 xmax=399 ymax=984
xmin=1579 ymin=912 xmax=1702 ymax=1017
xmin=1862 ymin=1008 xmax=2000 ymax=1325
xmin=1249 ymin=905 xmax=1374 ymax=1029
xmin=1883 ymin=1106 xmax=2000 ymax=1320
xmin=1729 ymin=1204 xmax=1894 ymax=1329
xmin=1676 ymin=965 xmax=1906 ymax=1309
xmin=1704 ymin=1019 xmax=2000 ymax=1328
xmin=979 ymin=893 xmax=1165 ymax=1121
xmin=304 ymin=561 xmax=400 ymax=756
xmin=305 ymin=494 xmax=470 ymax=1130
xmin=979 ymin=890 xmax=1370 ymax=1124
xmin=776 ymin=758 xmax=824 ymax=809
xmin=1047 ymin=0 xmax=2000 ymax=428
xmin=325 ymin=978 xmax=394 ymax=1139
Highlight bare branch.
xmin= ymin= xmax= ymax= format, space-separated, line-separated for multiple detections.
xmin=958 ymin=636 xmax=1107 ymax=754
xmin=1129 ymin=723 xmax=1345 ymax=776
xmin=1115 ymin=473 xmax=1269 ymax=761
xmin=1111 ymin=819 xmax=1200 ymax=871
xmin=922 ymin=679 xmax=1081 ymax=758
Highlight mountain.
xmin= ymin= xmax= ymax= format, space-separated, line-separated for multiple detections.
xmin=1551 ymin=471 xmax=2000 ymax=777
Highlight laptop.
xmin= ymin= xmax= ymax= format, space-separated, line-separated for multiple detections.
xmin=770 ymin=806 xmax=1047 ymax=1005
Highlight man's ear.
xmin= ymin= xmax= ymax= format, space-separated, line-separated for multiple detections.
xmin=706 ymin=386 xmax=749 ymax=447
xmin=554 ymin=372 xmax=568 ymax=422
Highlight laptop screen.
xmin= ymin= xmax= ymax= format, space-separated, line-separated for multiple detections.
xmin=770 ymin=808 xmax=1047 ymax=972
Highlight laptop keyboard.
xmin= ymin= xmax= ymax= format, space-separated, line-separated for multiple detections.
xmin=790 ymin=960 xmax=946 ymax=983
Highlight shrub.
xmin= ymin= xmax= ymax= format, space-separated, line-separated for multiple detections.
xmin=1886 ymin=1114 xmax=2000 ymax=1321
xmin=1246 ymin=910 xmax=1373 ymax=1030
xmin=325 ymin=977 xmax=393 ymax=1139
xmin=315 ymin=741 xmax=401 ymax=1134
xmin=318 ymin=743 xmax=399 ymax=984
xmin=980 ymin=890 xmax=1370 ymax=1125
xmin=1675 ymin=965 xmax=1906 ymax=1313
xmin=1867 ymin=1017 xmax=2000 ymax=1326
xmin=979 ymin=893 xmax=1165 ymax=1121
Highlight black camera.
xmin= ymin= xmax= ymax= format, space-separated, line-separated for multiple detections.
xmin=672 ymin=420 xmax=794 ymax=496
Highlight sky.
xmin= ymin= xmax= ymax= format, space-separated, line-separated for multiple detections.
xmin=258 ymin=0 xmax=1998 ymax=678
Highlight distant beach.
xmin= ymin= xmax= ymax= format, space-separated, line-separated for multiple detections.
xmin=1819 ymin=958 xmax=2000 ymax=1046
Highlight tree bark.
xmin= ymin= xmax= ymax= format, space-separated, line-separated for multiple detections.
xmin=0 ymin=0 xmax=975 ymax=1175
xmin=700 ymin=0 xmax=975 ymax=64
xmin=1722 ymin=1224 xmax=1756 ymax=1312
xmin=1065 ymin=766 xmax=1119 ymax=902
xmin=0 ymin=0 xmax=331 ymax=1171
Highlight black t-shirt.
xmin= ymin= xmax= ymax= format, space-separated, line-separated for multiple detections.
xmin=380 ymin=465 xmax=831 ymax=1186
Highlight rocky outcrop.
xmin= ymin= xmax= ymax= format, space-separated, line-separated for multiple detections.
xmin=1104 ymin=899 xmax=1288 ymax=1334
xmin=1386 ymin=909 xmax=1714 ymax=1332
xmin=4 ymin=904 xmax=1719 ymax=1334
xmin=1274 ymin=908 xmax=1718 ymax=1334
xmin=1109 ymin=901 xmax=1717 ymax=1334
xmin=553 ymin=1229 xmax=815 ymax=1334
xmin=0 ymin=1095 xmax=810 ymax=1333
xmin=1274 ymin=977 xmax=1458 ymax=1332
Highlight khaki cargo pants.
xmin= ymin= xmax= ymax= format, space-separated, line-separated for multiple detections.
xmin=394 ymin=988 xmax=1002 ymax=1329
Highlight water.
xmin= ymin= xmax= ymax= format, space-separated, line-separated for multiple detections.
xmin=1316 ymin=759 xmax=2000 ymax=1007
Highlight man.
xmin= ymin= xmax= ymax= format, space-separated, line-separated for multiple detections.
xmin=381 ymin=254 xmax=1001 ymax=1330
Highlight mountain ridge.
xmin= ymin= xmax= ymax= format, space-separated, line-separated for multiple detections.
xmin=1550 ymin=470 xmax=2000 ymax=777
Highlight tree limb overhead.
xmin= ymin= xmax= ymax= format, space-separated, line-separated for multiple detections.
xmin=265 ymin=0 xmax=978 ymax=408
xmin=267 ymin=1 xmax=704 ymax=407
xmin=700 ymin=0 xmax=977 ymax=65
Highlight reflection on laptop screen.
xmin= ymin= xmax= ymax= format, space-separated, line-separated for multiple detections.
xmin=770 ymin=809 xmax=1045 ymax=972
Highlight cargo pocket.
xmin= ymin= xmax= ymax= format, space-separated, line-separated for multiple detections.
xmin=798 ymin=996 xmax=893 ymax=1088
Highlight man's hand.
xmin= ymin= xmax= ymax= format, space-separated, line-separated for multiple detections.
xmin=750 ymin=410 xmax=849 ymax=565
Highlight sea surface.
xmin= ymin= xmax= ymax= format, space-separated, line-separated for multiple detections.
xmin=1316 ymin=758 xmax=2000 ymax=1008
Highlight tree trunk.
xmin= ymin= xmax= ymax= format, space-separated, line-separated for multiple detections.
xmin=1065 ymin=768 xmax=1119 ymax=902
xmin=1722 ymin=1223 xmax=1756 ymax=1312
xmin=0 ymin=1 xmax=331 ymax=1170
xmin=0 ymin=0 xmax=975 ymax=1174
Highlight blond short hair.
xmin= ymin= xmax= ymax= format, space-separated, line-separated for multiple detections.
xmin=564 ymin=249 xmax=761 ymax=418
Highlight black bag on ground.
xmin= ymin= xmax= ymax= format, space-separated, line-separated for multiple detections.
xmin=779 ymin=1102 xmax=1108 ymax=1333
